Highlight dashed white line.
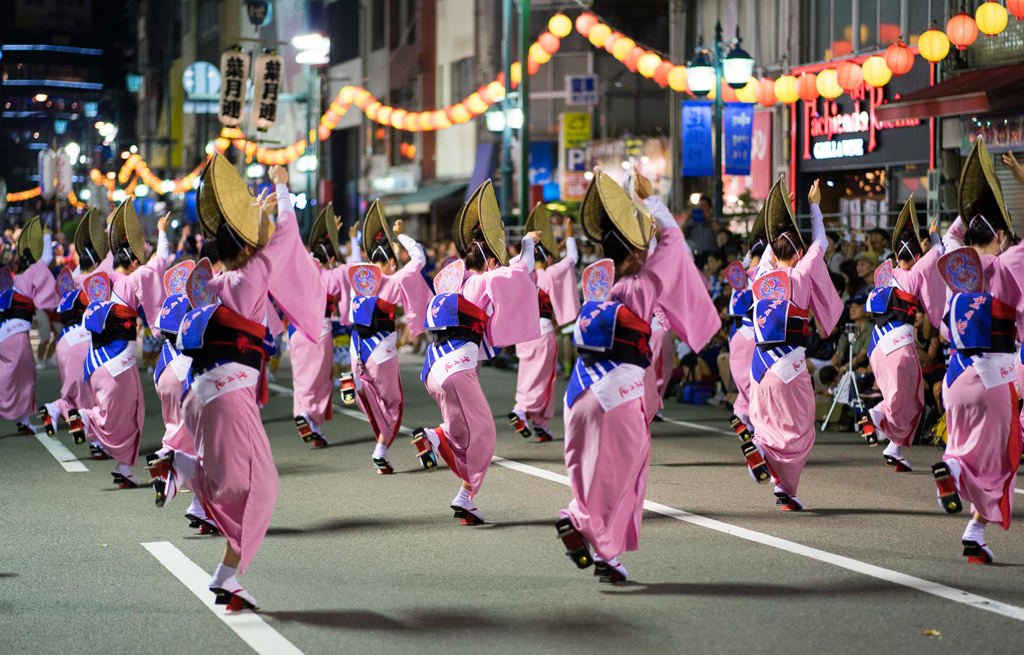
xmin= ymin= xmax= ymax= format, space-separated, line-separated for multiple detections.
xmin=33 ymin=432 xmax=88 ymax=472
xmin=659 ymin=416 xmax=734 ymax=436
xmin=143 ymin=541 xmax=305 ymax=655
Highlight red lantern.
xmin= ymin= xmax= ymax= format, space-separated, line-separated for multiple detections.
xmin=946 ymin=11 xmax=978 ymax=50
xmin=575 ymin=12 xmax=598 ymax=36
xmin=528 ymin=57 xmax=540 ymax=75
xmin=796 ymin=72 xmax=819 ymax=102
xmin=624 ymin=46 xmax=644 ymax=73
xmin=538 ymin=32 xmax=560 ymax=55
xmin=318 ymin=125 xmax=331 ymax=141
xmin=720 ymin=82 xmax=738 ymax=103
xmin=478 ymin=84 xmax=493 ymax=105
xmin=884 ymin=41 xmax=914 ymax=76
xmin=755 ymin=77 xmax=776 ymax=106
xmin=836 ymin=60 xmax=864 ymax=91
xmin=653 ymin=61 xmax=674 ymax=87
xmin=604 ymin=32 xmax=621 ymax=55
xmin=1010 ymin=0 xmax=1024 ymax=20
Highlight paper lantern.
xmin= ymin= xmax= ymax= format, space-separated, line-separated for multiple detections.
xmin=976 ymin=2 xmax=1008 ymax=36
xmin=918 ymin=28 xmax=951 ymax=62
xmin=528 ymin=57 xmax=540 ymax=75
xmin=548 ymin=13 xmax=573 ymax=38
xmin=390 ymin=109 xmax=407 ymax=129
xmin=653 ymin=61 xmax=674 ymax=87
xmin=836 ymin=60 xmax=864 ymax=91
xmin=667 ymin=66 xmax=688 ymax=92
xmin=529 ymin=43 xmax=551 ymax=65
xmin=884 ymin=42 xmax=914 ymax=76
xmin=465 ymin=93 xmax=489 ymax=115
xmin=796 ymin=72 xmax=819 ymax=102
xmin=418 ymin=113 xmax=434 ymax=131
xmin=946 ymin=12 xmax=978 ymax=50
xmin=604 ymin=32 xmax=621 ymax=54
xmin=448 ymin=104 xmax=471 ymax=125
xmin=816 ymin=68 xmax=843 ymax=99
xmin=1009 ymin=0 xmax=1024 ymax=21
xmin=637 ymin=52 xmax=662 ymax=78
xmin=588 ymin=23 xmax=612 ymax=48
xmin=487 ymin=81 xmax=506 ymax=102
xmin=376 ymin=106 xmax=393 ymax=125
xmin=405 ymin=113 xmax=421 ymax=132
xmin=625 ymin=46 xmax=644 ymax=73
xmin=354 ymin=89 xmax=372 ymax=108
xmin=720 ymin=82 xmax=737 ymax=103
xmin=432 ymin=110 xmax=452 ymax=130
xmin=575 ymin=12 xmax=598 ymax=37
xmin=755 ymin=77 xmax=776 ymax=106
xmin=318 ymin=125 xmax=331 ymax=140
xmin=339 ymin=86 xmax=355 ymax=105
xmin=538 ymin=32 xmax=560 ymax=55
xmin=861 ymin=55 xmax=892 ymax=88
xmin=478 ymin=84 xmax=494 ymax=105
xmin=735 ymin=78 xmax=757 ymax=103
xmin=510 ymin=62 xmax=522 ymax=88
xmin=365 ymin=101 xmax=381 ymax=121
xmin=612 ymin=37 xmax=635 ymax=61
xmin=774 ymin=75 xmax=799 ymax=104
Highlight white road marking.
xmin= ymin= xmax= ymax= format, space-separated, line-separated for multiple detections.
xmin=142 ymin=541 xmax=305 ymax=655
xmin=491 ymin=456 xmax=1024 ymax=623
xmin=33 ymin=432 xmax=88 ymax=472
xmin=269 ymin=377 xmax=1024 ymax=622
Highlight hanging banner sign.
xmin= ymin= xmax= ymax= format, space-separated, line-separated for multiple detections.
xmin=681 ymin=101 xmax=713 ymax=177
xmin=218 ymin=48 xmax=250 ymax=127
xmin=723 ymin=103 xmax=754 ymax=176
xmin=252 ymin=51 xmax=284 ymax=131
xmin=39 ymin=149 xmax=56 ymax=201
xmin=751 ymin=111 xmax=772 ymax=199
xmin=54 ymin=151 xmax=72 ymax=199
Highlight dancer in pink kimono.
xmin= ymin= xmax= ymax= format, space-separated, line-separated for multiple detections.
xmin=39 ymin=209 xmax=111 ymax=437
xmin=351 ymin=201 xmax=433 ymax=473
xmin=1 ymin=217 xmax=58 ymax=434
xmin=862 ymin=197 xmax=946 ymax=470
xmin=509 ymin=204 xmax=580 ymax=442
xmin=413 ymin=179 xmax=541 ymax=524
xmin=149 ymin=158 xmax=325 ymax=609
xmin=76 ymin=202 xmax=171 ymax=483
xmin=727 ymin=209 xmax=766 ymax=440
xmin=741 ymin=178 xmax=843 ymax=512
xmin=556 ymin=170 xmax=718 ymax=583
xmin=931 ymin=142 xmax=1024 ymax=565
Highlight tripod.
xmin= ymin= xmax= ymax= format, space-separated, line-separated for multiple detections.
xmin=821 ymin=326 xmax=866 ymax=432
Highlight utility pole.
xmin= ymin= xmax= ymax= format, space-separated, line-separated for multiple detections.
xmin=669 ymin=0 xmax=681 ymax=214
xmin=500 ymin=0 xmax=513 ymax=219
xmin=518 ymin=0 xmax=530 ymax=225
xmin=713 ymin=21 xmax=724 ymax=221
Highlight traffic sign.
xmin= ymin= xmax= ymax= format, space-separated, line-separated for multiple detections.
xmin=566 ymin=75 xmax=598 ymax=106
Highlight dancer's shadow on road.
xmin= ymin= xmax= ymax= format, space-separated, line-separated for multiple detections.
xmin=601 ymin=579 xmax=914 ymax=597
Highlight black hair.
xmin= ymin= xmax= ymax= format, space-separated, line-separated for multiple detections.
xmin=214 ymin=222 xmax=245 ymax=264
xmin=199 ymin=236 xmax=221 ymax=265
xmin=699 ymin=195 xmax=712 ymax=206
xmin=869 ymin=228 xmax=888 ymax=241
xmin=826 ymin=231 xmax=840 ymax=245
xmin=749 ymin=234 xmax=768 ymax=258
xmin=894 ymin=227 xmax=923 ymax=264
xmin=599 ymin=216 xmax=634 ymax=268
xmin=771 ymin=223 xmax=801 ymax=262
xmin=464 ymin=225 xmax=497 ymax=271
xmin=707 ymin=250 xmax=726 ymax=264
xmin=713 ymin=294 xmax=730 ymax=314
xmin=830 ymin=271 xmax=846 ymax=297
xmin=80 ymin=244 xmax=99 ymax=270
xmin=535 ymin=243 xmax=553 ymax=263
xmin=818 ymin=366 xmax=839 ymax=386
xmin=15 ymin=252 xmax=35 ymax=273
xmin=368 ymin=231 xmax=395 ymax=266
xmin=112 ymin=237 xmax=139 ymax=269
xmin=964 ymin=211 xmax=1013 ymax=248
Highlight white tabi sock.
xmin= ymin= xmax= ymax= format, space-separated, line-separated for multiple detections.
xmin=187 ymin=496 xmax=207 ymax=521
xmin=114 ymin=462 xmax=131 ymax=477
xmin=451 ymin=486 xmax=472 ymax=508
xmin=883 ymin=441 xmax=900 ymax=458
xmin=210 ymin=563 xmax=237 ymax=589
xmin=511 ymin=408 xmax=526 ymax=421
xmin=963 ymin=519 xmax=985 ymax=544
xmin=373 ymin=442 xmax=388 ymax=460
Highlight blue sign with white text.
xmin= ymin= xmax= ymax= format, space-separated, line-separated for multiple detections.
xmin=724 ymin=103 xmax=755 ymax=176
xmin=682 ymin=101 xmax=713 ymax=177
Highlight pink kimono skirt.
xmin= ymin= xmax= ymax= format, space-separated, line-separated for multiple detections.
xmin=0 ymin=332 xmax=36 ymax=420
xmin=868 ymin=344 xmax=924 ymax=449
xmin=54 ymin=337 xmax=95 ymax=421
xmin=943 ymin=366 xmax=1022 ymax=530
xmin=356 ymin=353 xmax=404 ymax=447
xmin=514 ymin=332 xmax=559 ymax=430
xmin=749 ymin=368 xmax=816 ymax=497
xmin=425 ymin=367 xmax=496 ymax=495
xmin=183 ymin=383 xmax=278 ymax=574
xmin=562 ymin=388 xmax=650 ymax=560
xmin=289 ymin=327 xmax=334 ymax=427
xmin=82 ymin=365 xmax=145 ymax=467
xmin=156 ymin=367 xmax=194 ymax=455
xmin=642 ymin=326 xmax=675 ymax=424
xmin=728 ymin=329 xmax=756 ymax=422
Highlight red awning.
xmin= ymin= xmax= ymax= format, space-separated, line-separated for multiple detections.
xmin=875 ymin=65 xmax=1024 ymax=122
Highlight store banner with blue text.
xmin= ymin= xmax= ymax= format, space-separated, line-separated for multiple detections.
xmin=682 ymin=101 xmax=713 ymax=177
xmin=724 ymin=103 xmax=754 ymax=176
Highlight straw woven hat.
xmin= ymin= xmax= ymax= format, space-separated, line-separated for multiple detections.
xmin=198 ymin=153 xmax=274 ymax=247
xmin=749 ymin=204 xmax=767 ymax=251
xmin=107 ymin=197 xmax=147 ymax=263
xmin=451 ymin=204 xmax=467 ymax=256
xmin=309 ymin=203 xmax=341 ymax=260
xmin=361 ymin=199 xmax=398 ymax=260
xmin=18 ymin=216 xmax=44 ymax=262
xmin=765 ymin=176 xmax=805 ymax=251
xmin=891 ymin=195 xmax=920 ymax=256
xmin=579 ymin=169 xmax=652 ymax=250
xmin=958 ymin=138 xmax=1013 ymax=239
xmin=524 ymin=203 xmax=558 ymax=257
xmin=75 ymin=207 xmax=109 ymax=264
xmin=460 ymin=180 xmax=508 ymax=266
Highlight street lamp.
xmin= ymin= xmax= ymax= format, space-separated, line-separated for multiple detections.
xmin=293 ymin=33 xmax=330 ymax=230
xmin=687 ymin=22 xmax=755 ymax=220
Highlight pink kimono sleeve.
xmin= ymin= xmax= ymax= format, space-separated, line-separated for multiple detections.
xmin=321 ymin=263 xmax=352 ymax=325
xmin=538 ymin=256 xmax=580 ymax=326
xmin=126 ymin=254 xmax=169 ymax=324
xmin=265 ymin=297 xmax=285 ymax=336
xmin=25 ymin=260 xmax=60 ymax=310
xmin=389 ymin=261 xmax=434 ymax=339
xmin=910 ymin=246 xmax=945 ymax=328
xmin=794 ymin=242 xmax=843 ymax=335
xmin=481 ymin=266 xmax=541 ymax=347
xmin=262 ymin=194 xmax=326 ymax=341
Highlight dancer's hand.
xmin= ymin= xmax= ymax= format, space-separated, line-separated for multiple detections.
xmin=526 ymin=231 xmax=542 ymax=243
xmin=929 ymin=217 xmax=939 ymax=235
xmin=260 ymin=192 xmax=278 ymax=216
xmin=808 ymin=179 xmax=821 ymax=205
xmin=157 ymin=213 xmax=171 ymax=232
xmin=564 ymin=216 xmax=574 ymax=238
xmin=634 ymin=171 xmax=653 ymax=200
xmin=1002 ymin=152 xmax=1024 ymax=187
xmin=393 ymin=219 xmax=404 ymax=235
xmin=269 ymin=165 xmax=288 ymax=185
xmin=349 ymin=223 xmax=359 ymax=239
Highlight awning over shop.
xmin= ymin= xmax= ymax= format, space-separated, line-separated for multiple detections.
xmin=875 ymin=65 xmax=1024 ymax=123
xmin=386 ymin=182 xmax=467 ymax=215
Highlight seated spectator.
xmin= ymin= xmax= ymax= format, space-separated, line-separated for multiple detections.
xmin=684 ymin=195 xmax=717 ymax=253
xmin=703 ymin=250 xmax=727 ymax=300
xmin=840 ymin=259 xmax=867 ymax=300
xmin=868 ymin=228 xmax=893 ymax=261
xmin=824 ymin=232 xmax=847 ymax=274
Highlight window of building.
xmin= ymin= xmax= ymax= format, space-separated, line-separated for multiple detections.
xmin=329 ymin=0 xmax=359 ymax=64
xmin=198 ymin=0 xmax=219 ymax=44
xmin=450 ymin=57 xmax=473 ymax=105
xmin=806 ymin=0 xmax=946 ymax=62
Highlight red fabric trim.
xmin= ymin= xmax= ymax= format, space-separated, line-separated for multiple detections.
xmin=999 ymin=384 xmax=1021 ymax=531
xmin=10 ymin=292 xmax=36 ymax=313
xmin=991 ymin=297 xmax=1016 ymax=321
xmin=456 ymin=296 xmax=489 ymax=323
xmin=109 ymin=304 xmax=138 ymax=319
xmin=615 ymin=305 xmax=653 ymax=336
xmin=213 ymin=306 xmax=264 ymax=341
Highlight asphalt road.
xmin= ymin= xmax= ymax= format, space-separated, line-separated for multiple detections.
xmin=2 ymin=351 xmax=1023 ymax=655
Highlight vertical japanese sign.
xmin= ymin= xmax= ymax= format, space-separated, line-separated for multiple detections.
xmin=218 ymin=47 xmax=249 ymax=127
xmin=252 ymin=52 xmax=283 ymax=131
xmin=39 ymin=149 xmax=55 ymax=200
xmin=246 ymin=0 xmax=273 ymax=26
xmin=54 ymin=151 xmax=72 ymax=199
xmin=681 ymin=101 xmax=713 ymax=177
xmin=750 ymin=111 xmax=772 ymax=199
xmin=723 ymin=103 xmax=754 ymax=176
xmin=559 ymin=113 xmax=591 ymax=201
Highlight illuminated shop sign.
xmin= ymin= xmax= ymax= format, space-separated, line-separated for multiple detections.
xmin=813 ymin=138 xmax=865 ymax=159
xmin=803 ymin=83 xmax=920 ymax=160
